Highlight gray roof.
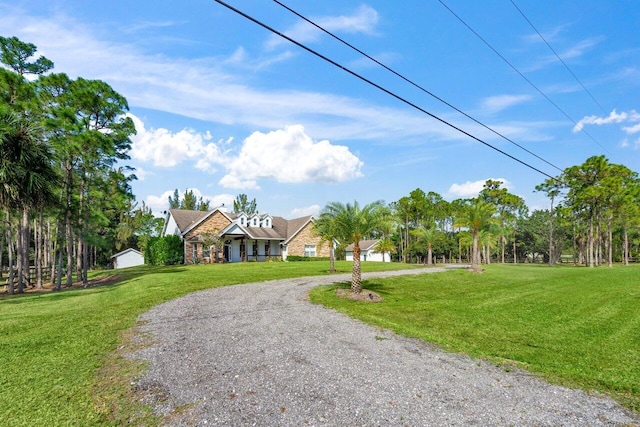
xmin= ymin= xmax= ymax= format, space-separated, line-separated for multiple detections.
xmin=111 ymin=248 xmax=143 ymax=258
xmin=168 ymin=209 xmax=313 ymax=241
xmin=169 ymin=209 xmax=209 ymax=232
xmin=345 ymin=239 xmax=380 ymax=252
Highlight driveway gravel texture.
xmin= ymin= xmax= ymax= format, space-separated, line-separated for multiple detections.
xmin=132 ymin=267 xmax=640 ymax=426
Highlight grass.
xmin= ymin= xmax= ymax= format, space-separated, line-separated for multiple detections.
xmin=309 ymin=263 xmax=640 ymax=413
xmin=0 ymin=260 xmax=418 ymax=426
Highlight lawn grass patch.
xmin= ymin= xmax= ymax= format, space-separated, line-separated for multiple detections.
xmin=0 ymin=260 xmax=416 ymax=425
xmin=309 ymin=264 xmax=640 ymax=413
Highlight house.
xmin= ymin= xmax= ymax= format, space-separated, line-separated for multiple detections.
xmin=162 ymin=206 xmax=330 ymax=263
xmin=345 ymin=239 xmax=390 ymax=262
xmin=111 ymin=248 xmax=145 ymax=269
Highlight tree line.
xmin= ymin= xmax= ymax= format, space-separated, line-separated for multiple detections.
xmin=0 ymin=36 xmax=158 ymax=293
xmin=316 ymin=155 xmax=640 ymax=293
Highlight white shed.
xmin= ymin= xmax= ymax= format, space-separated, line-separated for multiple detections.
xmin=111 ymin=248 xmax=144 ymax=269
xmin=345 ymin=239 xmax=390 ymax=262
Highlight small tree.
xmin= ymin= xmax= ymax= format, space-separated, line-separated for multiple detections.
xmin=200 ymin=232 xmax=222 ymax=263
xmin=320 ymin=200 xmax=386 ymax=293
xmin=374 ymin=237 xmax=396 ymax=262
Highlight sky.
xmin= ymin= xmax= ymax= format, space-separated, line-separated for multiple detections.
xmin=2 ymin=0 xmax=639 ymax=218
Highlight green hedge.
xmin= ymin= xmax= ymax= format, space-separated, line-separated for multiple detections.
xmin=286 ymin=256 xmax=330 ymax=262
xmin=145 ymin=235 xmax=184 ymax=265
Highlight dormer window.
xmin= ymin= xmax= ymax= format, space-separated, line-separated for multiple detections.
xmin=240 ymin=217 xmax=245 ymax=226
xmin=252 ymin=217 xmax=258 ymax=226
xmin=264 ymin=219 xmax=270 ymax=228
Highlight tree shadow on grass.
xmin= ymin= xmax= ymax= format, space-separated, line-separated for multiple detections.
xmin=0 ymin=265 xmax=187 ymax=304
xmin=332 ymin=280 xmax=391 ymax=297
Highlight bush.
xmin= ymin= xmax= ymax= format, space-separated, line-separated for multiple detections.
xmin=286 ymin=256 xmax=330 ymax=262
xmin=146 ymin=235 xmax=184 ymax=265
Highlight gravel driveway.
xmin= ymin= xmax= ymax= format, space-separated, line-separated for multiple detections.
xmin=133 ymin=267 xmax=639 ymax=426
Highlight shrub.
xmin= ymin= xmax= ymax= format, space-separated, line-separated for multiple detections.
xmin=286 ymin=256 xmax=330 ymax=262
xmin=146 ymin=235 xmax=184 ymax=265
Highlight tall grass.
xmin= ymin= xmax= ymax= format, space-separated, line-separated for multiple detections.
xmin=310 ymin=264 xmax=640 ymax=412
xmin=0 ymin=261 xmax=416 ymax=425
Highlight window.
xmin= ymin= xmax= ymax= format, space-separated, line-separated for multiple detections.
xmin=304 ymin=245 xmax=317 ymax=257
xmin=252 ymin=241 xmax=258 ymax=256
xmin=240 ymin=217 xmax=245 ymax=226
xmin=253 ymin=218 xmax=258 ymax=226
xmin=202 ymin=245 xmax=211 ymax=259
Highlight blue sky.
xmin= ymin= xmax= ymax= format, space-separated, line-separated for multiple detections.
xmin=2 ymin=0 xmax=639 ymax=217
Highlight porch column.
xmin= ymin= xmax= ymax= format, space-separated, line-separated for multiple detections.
xmin=243 ymin=237 xmax=247 ymax=262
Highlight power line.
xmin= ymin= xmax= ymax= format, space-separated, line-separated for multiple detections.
xmin=437 ymin=0 xmax=611 ymax=155
xmin=509 ymin=0 xmax=606 ymax=114
xmin=212 ymin=0 xmax=559 ymax=181
xmin=271 ymin=0 xmax=563 ymax=173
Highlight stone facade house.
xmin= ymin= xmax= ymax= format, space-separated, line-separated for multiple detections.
xmin=162 ymin=207 xmax=330 ymax=263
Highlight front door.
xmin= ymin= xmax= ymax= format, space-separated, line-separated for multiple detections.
xmin=224 ymin=244 xmax=231 ymax=262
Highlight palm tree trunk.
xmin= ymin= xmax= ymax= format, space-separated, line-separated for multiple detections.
xmin=6 ymin=211 xmax=14 ymax=295
xmin=351 ymin=243 xmax=362 ymax=293
xmin=329 ymin=244 xmax=336 ymax=272
xmin=472 ymin=230 xmax=480 ymax=269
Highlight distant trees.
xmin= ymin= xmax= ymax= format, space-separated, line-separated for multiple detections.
xmin=233 ymin=193 xmax=257 ymax=214
xmin=168 ymin=189 xmax=210 ymax=211
xmin=538 ymin=155 xmax=640 ymax=267
xmin=318 ymin=157 xmax=638 ymax=273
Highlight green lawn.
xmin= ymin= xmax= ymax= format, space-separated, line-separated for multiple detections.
xmin=0 ymin=261 xmax=418 ymax=426
xmin=310 ymin=263 xmax=640 ymax=413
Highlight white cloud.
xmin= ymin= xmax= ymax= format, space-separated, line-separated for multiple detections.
xmin=623 ymin=122 xmax=640 ymax=134
xmin=219 ymin=125 xmax=363 ymax=189
xmin=524 ymin=37 xmax=605 ymax=72
xmin=290 ymin=205 xmax=321 ymax=218
xmin=573 ymin=109 xmax=640 ymax=132
xmin=621 ymin=138 xmax=640 ymax=150
xmin=266 ymin=5 xmax=379 ymax=49
xmin=128 ymin=113 xmax=227 ymax=169
xmin=523 ymin=24 xmax=568 ymax=44
xmin=132 ymin=166 xmax=150 ymax=181
xmin=145 ymin=188 xmax=235 ymax=213
xmin=0 ymin=7 xmax=468 ymax=146
xmin=447 ymin=178 xmax=512 ymax=199
xmin=218 ymin=175 xmax=260 ymax=191
xmin=481 ymin=94 xmax=532 ymax=113
xmin=128 ymin=115 xmax=363 ymax=188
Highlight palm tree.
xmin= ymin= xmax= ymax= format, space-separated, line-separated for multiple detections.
xmin=454 ymin=200 xmax=496 ymax=270
xmin=411 ymin=226 xmax=440 ymax=265
xmin=321 ymin=200 xmax=385 ymax=293
xmin=374 ymin=237 xmax=396 ymax=262
xmin=313 ymin=213 xmax=338 ymax=272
